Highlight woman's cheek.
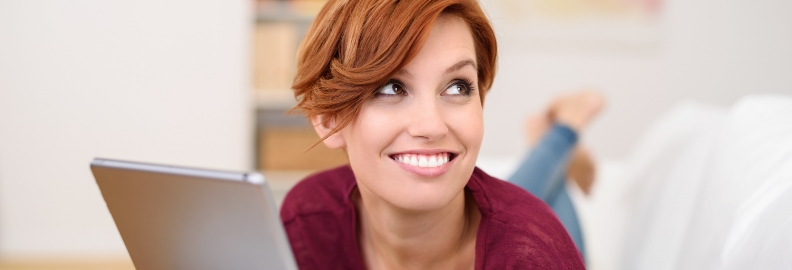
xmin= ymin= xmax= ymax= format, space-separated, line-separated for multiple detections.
xmin=445 ymin=104 xmax=484 ymax=148
xmin=350 ymin=105 xmax=403 ymax=159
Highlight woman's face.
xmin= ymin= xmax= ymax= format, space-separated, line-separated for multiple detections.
xmin=337 ymin=14 xmax=483 ymax=211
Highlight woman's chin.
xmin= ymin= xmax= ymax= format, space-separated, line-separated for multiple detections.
xmin=353 ymin=156 xmax=478 ymax=212
xmin=382 ymin=186 xmax=465 ymax=212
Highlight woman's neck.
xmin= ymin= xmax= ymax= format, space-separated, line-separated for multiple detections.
xmin=353 ymin=186 xmax=481 ymax=270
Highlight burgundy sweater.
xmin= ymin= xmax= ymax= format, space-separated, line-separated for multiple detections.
xmin=280 ymin=165 xmax=585 ymax=269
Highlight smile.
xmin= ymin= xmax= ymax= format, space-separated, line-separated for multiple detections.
xmin=391 ymin=153 xmax=451 ymax=168
xmin=388 ymin=150 xmax=459 ymax=177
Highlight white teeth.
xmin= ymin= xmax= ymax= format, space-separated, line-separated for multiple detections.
xmin=428 ymin=156 xmax=437 ymax=167
xmin=393 ymin=153 xmax=451 ymax=168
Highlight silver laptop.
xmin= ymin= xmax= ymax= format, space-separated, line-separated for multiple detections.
xmin=91 ymin=158 xmax=298 ymax=270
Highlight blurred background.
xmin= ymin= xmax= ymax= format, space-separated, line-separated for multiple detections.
xmin=0 ymin=0 xmax=790 ymax=269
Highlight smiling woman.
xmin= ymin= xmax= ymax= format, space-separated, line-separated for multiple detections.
xmin=331 ymin=14 xmax=484 ymax=213
xmin=280 ymin=0 xmax=585 ymax=269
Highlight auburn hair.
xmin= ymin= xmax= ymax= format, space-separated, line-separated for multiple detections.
xmin=291 ymin=0 xmax=497 ymax=141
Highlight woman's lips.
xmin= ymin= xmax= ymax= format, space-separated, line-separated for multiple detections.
xmin=389 ymin=152 xmax=457 ymax=177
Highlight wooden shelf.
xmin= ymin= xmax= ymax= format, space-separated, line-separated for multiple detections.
xmin=0 ymin=260 xmax=134 ymax=270
xmin=253 ymin=89 xmax=296 ymax=110
xmin=256 ymin=11 xmax=313 ymax=24
xmin=254 ymin=0 xmax=322 ymax=24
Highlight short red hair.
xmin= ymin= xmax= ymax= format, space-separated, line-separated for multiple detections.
xmin=291 ymin=0 xmax=497 ymax=140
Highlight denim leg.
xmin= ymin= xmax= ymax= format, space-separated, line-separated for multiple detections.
xmin=508 ymin=124 xmax=585 ymax=259
xmin=550 ymin=186 xmax=585 ymax=261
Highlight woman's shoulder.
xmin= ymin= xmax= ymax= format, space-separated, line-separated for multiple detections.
xmin=279 ymin=165 xmax=356 ymax=222
xmin=468 ymin=167 xmax=558 ymax=219
xmin=278 ymin=165 xmax=365 ymax=270
xmin=469 ymin=168 xmax=585 ymax=269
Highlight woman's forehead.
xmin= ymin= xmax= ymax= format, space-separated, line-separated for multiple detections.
xmin=395 ymin=59 xmax=477 ymax=79
xmin=398 ymin=15 xmax=477 ymax=76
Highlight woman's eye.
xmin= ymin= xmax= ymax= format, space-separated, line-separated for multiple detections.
xmin=443 ymin=82 xmax=470 ymax=96
xmin=378 ymin=82 xmax=405 ymax=96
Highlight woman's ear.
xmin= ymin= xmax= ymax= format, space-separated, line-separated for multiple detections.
xmin=310 ymin=114 xmax=346 ymax=149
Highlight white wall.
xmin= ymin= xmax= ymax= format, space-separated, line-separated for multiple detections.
xmin=479 ymin=0 xmax=792 ymax=159
xmin=0 ymin=0 xmax=251 ymax=259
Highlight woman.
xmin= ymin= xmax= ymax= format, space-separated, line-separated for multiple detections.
xmin=280 ymin=0 xmax=585 ymax=269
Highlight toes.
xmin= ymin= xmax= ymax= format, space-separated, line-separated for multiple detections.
xmin=525 ymin=113 xmax=551 ymax=145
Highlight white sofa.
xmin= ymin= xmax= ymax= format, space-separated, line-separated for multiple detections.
xmin=478 ymin=94 xmax=792 ymax=269
xmin=574 ymin=95 xmax=792 ymax=270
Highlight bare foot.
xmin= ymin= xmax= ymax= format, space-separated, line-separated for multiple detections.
xmin=524 ymin=89 xmax=605 ymax=195
xmin=524 ymin=113 xmax=551 ymax=146
xmin=549 ymin=90 xmax=604 ymax=194
xmin=568 ymin=147 xmax=596 ymax=195
xmin=549 ymin=90 xmax=606 ymax=132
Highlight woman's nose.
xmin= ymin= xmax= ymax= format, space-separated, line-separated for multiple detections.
xmin=406 ymin=99 xmax=448 ymax=141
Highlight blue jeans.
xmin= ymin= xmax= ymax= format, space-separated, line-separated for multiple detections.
xmin=508 ymin=124 xmax=585 ymax=260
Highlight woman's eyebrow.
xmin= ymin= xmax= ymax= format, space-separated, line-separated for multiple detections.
xmin=445 ymin=59 xmax=477 ymax=75
xmin=394 ymin=59 xmax=478 ymax=79
xmin=396 ymin=69 xmax=414 ymax=79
